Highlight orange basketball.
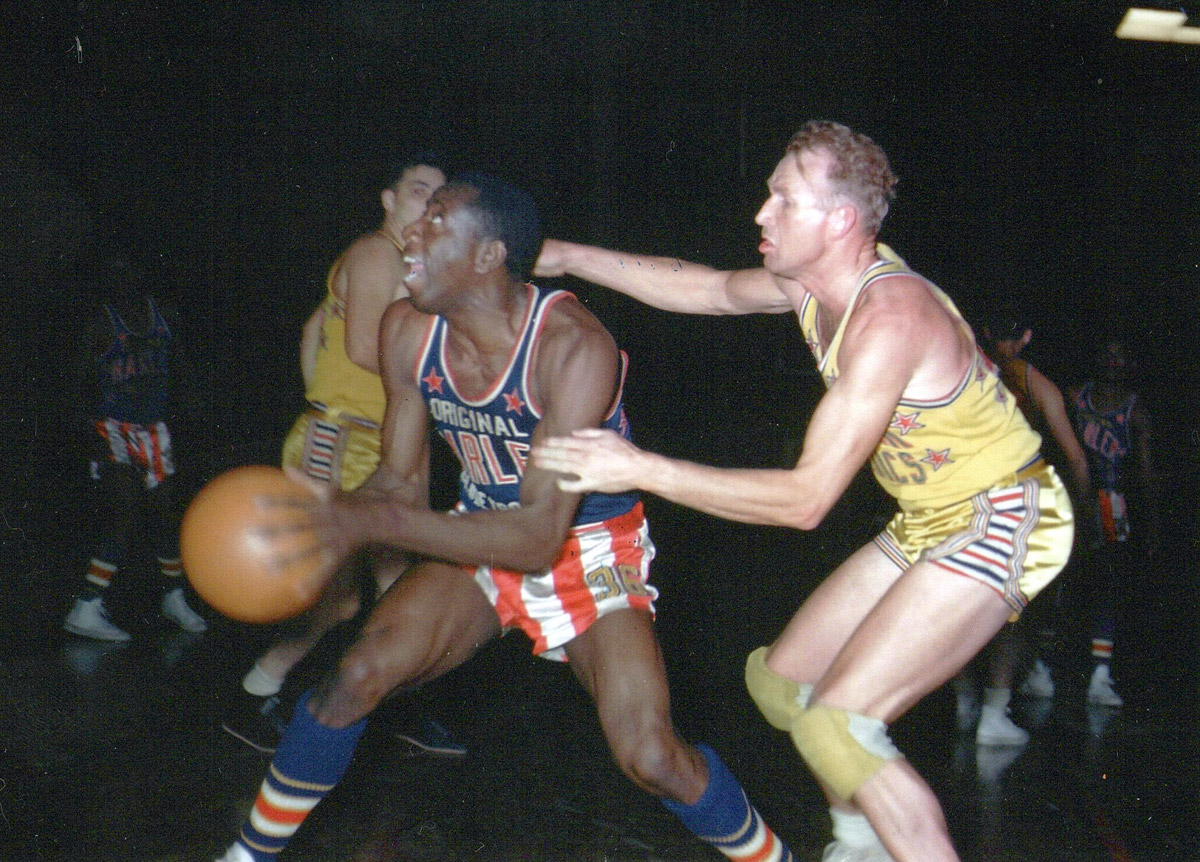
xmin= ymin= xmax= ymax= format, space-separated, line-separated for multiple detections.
xmin=180 ymin=465 xmax=326 ymax=623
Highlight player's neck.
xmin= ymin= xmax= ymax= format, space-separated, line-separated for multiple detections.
xmin=805 ymin=242 xmax=881 ymax=320
xmin=377 ymin=221 xmax=405 ymax=249
xmin=445 ymin=279 xmax=530 ymax=357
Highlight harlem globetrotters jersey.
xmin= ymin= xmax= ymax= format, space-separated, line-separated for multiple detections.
xmin=798 ymin=256 xmax=1042 ymax=510
xmin=1073 ymin=382 xmax=1137 ymax=492
xmin=414 ymin=284 xmax=639 ymax=525
xmin=98 ymin=298 xmax=172 ymax=424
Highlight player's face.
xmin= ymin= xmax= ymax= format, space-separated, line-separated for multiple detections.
xmin=401 ymin=185 xmax=482 ymax=314
xmin=754 ymin=149 xmax=835 ymax=278
xmin=387 ymin=164 xmax=447 ymax=229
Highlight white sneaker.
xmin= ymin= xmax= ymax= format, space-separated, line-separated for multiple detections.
xmin=162 ymin=587 xmax=208 ymax=632
xmin=215 ymin=843 xmax=254 ymax=862
xmin=1021 ymin=658 xmax=1055 ymax=698
xmin=822 ymin=839 xmax=896 ymax=861
xmin=64 ymin=596 xmax=131 ymax=642
xmin=976 ymin=704 xmax=1029 ymax=746
xmin=1087 ymin=664 xmax=1123 ymax=707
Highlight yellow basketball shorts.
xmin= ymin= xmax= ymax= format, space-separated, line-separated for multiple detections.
xmin=874 ymin=461 xmax=1073 ymax=616
xmin=280 ymin=410 xmax=381 ymax=493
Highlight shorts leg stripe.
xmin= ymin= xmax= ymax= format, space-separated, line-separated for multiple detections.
xmin=928 ymin=478 xmax=1040 ymax=610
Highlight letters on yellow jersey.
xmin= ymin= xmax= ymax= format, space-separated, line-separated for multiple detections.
xmin=871 ymin=409 xmax=959 ymax=487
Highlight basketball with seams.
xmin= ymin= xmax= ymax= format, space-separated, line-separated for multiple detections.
xmin=180 ymin=465 xmax=326 ymax=623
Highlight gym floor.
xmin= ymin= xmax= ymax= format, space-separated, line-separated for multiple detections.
xmin=1 ymin=467 xmax=1195 ymax=862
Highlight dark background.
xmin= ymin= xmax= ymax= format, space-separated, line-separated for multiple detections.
xmin=1 ymin=1 xmax=1196 ymax=673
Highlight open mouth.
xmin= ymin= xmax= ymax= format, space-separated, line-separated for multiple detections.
xmin=403 ymin=255 xmax=425 ymax=283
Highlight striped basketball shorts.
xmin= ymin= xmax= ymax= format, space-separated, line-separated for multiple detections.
xmin=281 ymin=408 xmax=381 ymax=492
xmin=874 ymin=460 xmax=1074 ymax=616
xmin=468 ymin=502 xmax=658 ymax=661
xmin=93 ymin=418 xmax=176 ymax=489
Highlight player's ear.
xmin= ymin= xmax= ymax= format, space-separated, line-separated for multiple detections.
xmin=381 ymin=187 xmax=396 ymax=214
xmin=475 ymin=238 xmax=508 ymax=274
xmin=827 ymin=204 xmax=858 ymax=240
xmin=1020 ymin=328 xmax=1033 ymax=349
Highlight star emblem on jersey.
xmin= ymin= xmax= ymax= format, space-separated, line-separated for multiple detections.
xmin=922 ymin=448 xmax=954 ymax=470
xmin=422 ymin=368 xmax=445 ymax=394
xmin=890 ymin=411 xmax=924 ymax=435
xmin=502 ymin=387 xmax=525 ymax=415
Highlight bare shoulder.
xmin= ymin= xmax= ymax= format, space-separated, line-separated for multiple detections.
xmin=846 ymin=273 xmax=973 ymax=393
xmin=540 ymin=290 xmax=617 ymax=354
xmin=530 ymin=291 xmax=619 ymax=400
xmin=379 ymin=300 xmax=432 ymax=373
xmin=850 ymin=272 xmax=946 ymax=342
xmin=343 ymin=230 xmax=405 ymax=273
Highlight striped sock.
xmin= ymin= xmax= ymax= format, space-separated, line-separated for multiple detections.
xmin=157 ymin=556 xmax=183 ymax=579
xmin=235 ymin=690 xmax=367 ymax=860
xmin=1091 ymin=638 xmax=1114 ymax=661
xmin=85 ymin=558 xmax=117 ymax=590
xmin=662 ymin=744 xmax=793 ymax=862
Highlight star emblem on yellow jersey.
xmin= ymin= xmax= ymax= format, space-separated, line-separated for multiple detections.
xmin=890 ymin=411 xmax=924 ymax=435
xmin=922 ymin=448 xmax=954 ymax=470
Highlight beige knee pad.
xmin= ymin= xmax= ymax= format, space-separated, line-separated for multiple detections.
xmin=744 ymin=646 xmax=812 ymax=730
xmin=790 ymin=704 xmax=902 ymax=801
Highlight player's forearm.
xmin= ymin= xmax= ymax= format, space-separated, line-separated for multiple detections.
xmin=636 ymin=451 xmax=832 ymax=530
xmin=552 ymin=240 xmax=736 ymax=315
xmin=333 ymin=498 xmax=563 ymax=572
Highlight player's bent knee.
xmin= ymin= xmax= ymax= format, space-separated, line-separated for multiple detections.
xmin=745 ymin=646 xmax=812 ymax=730
xmin=790 ymin=704 xmax=902 ymax=801
xmin=330 ymin=650 xmax=395 ymax=712
xmin=610 ymin=731 xmax=682 ymax=796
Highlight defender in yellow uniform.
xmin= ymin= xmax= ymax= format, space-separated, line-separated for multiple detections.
xmin=799 ymin=256 xmax=1070 ymax=616
xmin=532 ymin=123 xmax=1074 ymax=861
xmin=280 ymin=243 xmax=392 ymax=492
xmin=222 ymin=153 xmax=452 ymax=755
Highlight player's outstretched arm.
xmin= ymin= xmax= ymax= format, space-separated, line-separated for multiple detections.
xmin=534 ymin=280 xmax=927 ymax=530
xmin=535 ymin=239 xmax=791 ymax=316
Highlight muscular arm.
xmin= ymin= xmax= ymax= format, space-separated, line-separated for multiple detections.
xmin=536 ymin=281 xmax=938 ymax=529
xmin=329 ymin=297 xmax=614 ymax=572
xmin=1026 ymin=364 xmax=1091 ymax=498
xmin=340 ymin=235 xmax=406 ymax=374
xmin=535 ymin=239 xmax=793 ymax=315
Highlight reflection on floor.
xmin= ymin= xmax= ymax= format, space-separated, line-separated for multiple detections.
xmin=0 ymin=484 xmax=1195 ymax=861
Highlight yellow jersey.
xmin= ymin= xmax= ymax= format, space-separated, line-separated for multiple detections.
xmin=303 ymin=239 xmax=390 ymax=426
xmin=798 ymin=256 xmax=1042 ymax=510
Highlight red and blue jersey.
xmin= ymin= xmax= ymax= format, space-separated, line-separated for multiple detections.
xmin=413 ymin=284 xmax=638 ymax=525
xmin=97 ymin=298 xmax=172 ymax=424
xmin=1073 ymin=382 xmax=1136 ymax=492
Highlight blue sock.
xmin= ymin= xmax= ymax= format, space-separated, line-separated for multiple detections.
xmin=236 ymin=690 xmax=368 ymax=860
xmin=662 ymin=744 xmax=793 ymax=861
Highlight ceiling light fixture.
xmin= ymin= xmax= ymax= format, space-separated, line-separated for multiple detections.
xmin=1115 ymin=7 xmax=1200 ymax=43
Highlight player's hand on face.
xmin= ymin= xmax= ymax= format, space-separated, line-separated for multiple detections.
xmin=533 ymin=428 xmax=642 ymax=494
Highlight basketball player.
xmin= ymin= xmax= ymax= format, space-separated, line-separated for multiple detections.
xmin=531 ymin=122 xmax=1074 ymax=862
xmin=954 ymin=320 xmax=1093 ymax=746
xmin=1070 ymin=338 xmax=1159 ymax=707
xmin=63 ymin=254 xmax=208 ymax=642
xmin=220 ymin=153 xmax=463 ymax=756
xmin=215 ymin=174 xmax=793 ymax=862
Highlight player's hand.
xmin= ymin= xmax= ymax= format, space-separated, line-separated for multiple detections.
xmin=532 ymin=239 xmax=568 ymax=278
xmin=533 ymin=428 xmax=644 ymax=494
xmin=265 ymin=466 xmax=348 ymax=576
